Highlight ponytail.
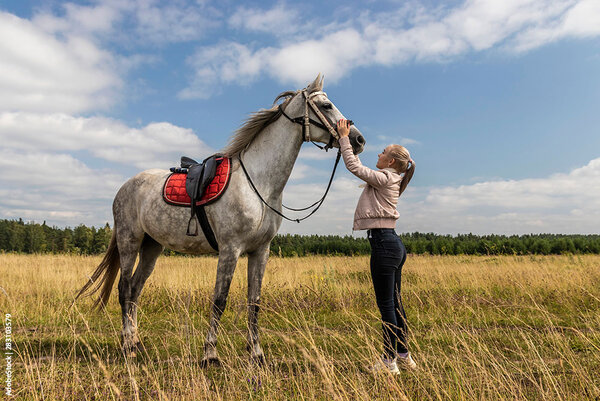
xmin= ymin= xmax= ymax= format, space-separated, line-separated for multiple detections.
xmin=399 ymin=160 xmax=414 ymax=197
xmin=387 ymin=144 xmax=415 ymax=197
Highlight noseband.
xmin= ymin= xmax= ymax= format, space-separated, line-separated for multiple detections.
xmin=279 ymin=89 xmax=353 ymax=151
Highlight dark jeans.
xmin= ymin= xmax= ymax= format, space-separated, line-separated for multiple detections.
xmin=368 ymin=228 xmax=408 ymax=358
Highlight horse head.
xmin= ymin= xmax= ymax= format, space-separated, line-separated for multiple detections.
xmin=282 ymin=74 xmax=366 ymax=155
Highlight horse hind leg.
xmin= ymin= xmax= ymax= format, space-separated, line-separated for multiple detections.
xmin=201 ymin=246 xmax=241 ymax=367
xmin=247 ymin=243 xmax=270 ymax=365
xmin=116 ymin=228 xmax=145 ymax=357
xmin=123 ymin=234 xmax=164 ymax=357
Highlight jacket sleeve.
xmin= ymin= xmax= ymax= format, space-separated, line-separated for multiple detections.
xmin=339 ymin=136 xmax=390 ymax=188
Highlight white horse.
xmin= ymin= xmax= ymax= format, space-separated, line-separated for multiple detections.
xmin=77 ymin=75 xmax=365 ymax=365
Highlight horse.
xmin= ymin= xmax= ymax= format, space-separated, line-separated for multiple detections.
xmin=76 ymin=74 xmax=366 ymax=365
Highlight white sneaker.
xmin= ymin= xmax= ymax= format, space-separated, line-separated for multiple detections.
xmin=369 ymin=357 xmax=400 ymax=375
xmin=396 ymin=352 xmax=417 ymax=370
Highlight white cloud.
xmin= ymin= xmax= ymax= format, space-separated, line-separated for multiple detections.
xmin=228 ymin=2 xmax=301 ymax=36
xmin=289 ymin=163 xmax=311 ymax=181
xmin=0 ymin=112 xmax=215 ymax=169
xmin=280 ymin=176 xmax=362 ymax=235
xmin=0 ymin=11 xmax=120 ymax=113
xmin=511 ymin=0 xmax=600 ymax=52
xmin=401 ymin=157 xmax=600 ymax=234
xmin=0 ymin=1 xmax=221 ymax=113
xmin=33 ymin=3 xmax=123 ymax=36
xmin=33 ymin=0 xmax=218 ymax=45
xmin=132 ymin=0 xmax=218 ymax=44
xmin=180 ymin=28 xmax=370 ymax=97
xmin=0 ymin=149 xmax=123 ymax=226
xmin=181 ymin=0 xmax=600 ymax=97
xmin=423 ymin=158 xmax=600 ymax=211
xmin=298 ymin=147 xmax=336 ymax=161
xmin=179 ymin=42 xmax=269 ymax=99
xmin=0 ymin=149 xmax=122 ymax=196
xmin=269 ymin=29 xmax=370 ymax=83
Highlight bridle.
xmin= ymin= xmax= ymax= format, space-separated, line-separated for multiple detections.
xmin=280 ymin=89 xmax=352 ymax=151
xmin=238 ymin=88 xmax=354 ymax=223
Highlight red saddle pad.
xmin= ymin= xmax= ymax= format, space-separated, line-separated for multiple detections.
xmin=163 ymin=157 xmax=231 ymax=207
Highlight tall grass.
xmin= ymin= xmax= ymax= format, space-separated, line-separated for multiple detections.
xmin=0 ymin=254 xmax=599 ymax=400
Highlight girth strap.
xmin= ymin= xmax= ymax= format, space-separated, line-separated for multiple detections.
xmin=185 ymin=205 xmax=219 ymax=252
xmin=198 ymin=206 xmax=219 ymax=251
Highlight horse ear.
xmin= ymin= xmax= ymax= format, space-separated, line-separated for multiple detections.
xmin=307 ymin=73 xmax=323 ymax=92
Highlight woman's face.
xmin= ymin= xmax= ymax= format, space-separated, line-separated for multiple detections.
xmin=376 ymin=146 xmax=394 ymax=169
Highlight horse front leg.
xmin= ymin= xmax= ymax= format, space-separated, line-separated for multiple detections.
xmin=247 ymin=243 xmax=270 ymax=364
xmin=201 ymin=247 xmax=241 ymax=367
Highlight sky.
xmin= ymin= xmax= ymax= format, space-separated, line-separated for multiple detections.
xmin=1 ymin=0 xmax=599 ymax=236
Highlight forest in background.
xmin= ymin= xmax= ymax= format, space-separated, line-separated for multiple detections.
xmin=1 ymin=218 xmax=599 ymax=257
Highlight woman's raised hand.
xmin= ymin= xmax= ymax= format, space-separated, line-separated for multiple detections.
xmin=336 ymin=119 xmax=350 ymax=138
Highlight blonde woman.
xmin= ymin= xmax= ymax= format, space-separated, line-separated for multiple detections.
xmin=337 ymin=119 xmax=416 ymax=374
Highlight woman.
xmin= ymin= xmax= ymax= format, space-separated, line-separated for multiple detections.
xmin=337 ymin=119 xmax=416 ymax=374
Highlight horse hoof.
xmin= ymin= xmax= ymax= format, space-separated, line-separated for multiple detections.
xmin=251 ymin=354 xmax=266 ymax=366
xmin=200 ymin=357 xmax=221 ymax=368
xmin=122 ymin=341 xmax=142 ymax=358
xmin=123 ymin=346 xmax=138 ymax=358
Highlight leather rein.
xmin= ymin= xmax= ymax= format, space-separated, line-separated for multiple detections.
xmin=238 ymin=89 xmax=350 ymax=223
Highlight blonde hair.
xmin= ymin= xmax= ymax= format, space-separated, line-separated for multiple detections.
xmin=387 ymin=144 xmax=415 ymax=197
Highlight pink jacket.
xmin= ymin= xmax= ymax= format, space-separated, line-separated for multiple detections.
xmin=339 ymin=136 xmax=402 ymax=231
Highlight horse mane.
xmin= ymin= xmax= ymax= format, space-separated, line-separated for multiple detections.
xmin=222 ymin=75 xmax=324 ymax=157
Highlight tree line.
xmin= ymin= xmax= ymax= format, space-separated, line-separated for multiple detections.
xmin=0 ymin=219 xmax=112 ymax=254
xmin=271 ymin=232 xmax=600 ymax=256
xmin=1 ymin=219 xmax=599 ymax=256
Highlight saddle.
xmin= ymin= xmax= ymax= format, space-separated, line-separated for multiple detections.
xmin=162 ymin=155 xmax=232 ymax=252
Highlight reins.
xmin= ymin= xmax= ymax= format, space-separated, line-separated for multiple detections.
xmin=238 ymin=89 xmax=348 ymax=223
xmin=238 ymin=150 xmax=341 ymax=223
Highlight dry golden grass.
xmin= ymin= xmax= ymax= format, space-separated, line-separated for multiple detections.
xmin=1 ymin=253 xmax=599 ymax=400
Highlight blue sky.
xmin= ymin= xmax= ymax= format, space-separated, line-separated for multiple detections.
xmin=1 ymin=0 xmax=599 ymax=235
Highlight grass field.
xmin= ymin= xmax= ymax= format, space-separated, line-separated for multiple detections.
xmin=1 ymin=253 xmax=599 ymax=400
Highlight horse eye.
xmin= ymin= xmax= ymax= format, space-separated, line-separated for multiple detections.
xmin=322 ymin=103 xmax=333 ymax=110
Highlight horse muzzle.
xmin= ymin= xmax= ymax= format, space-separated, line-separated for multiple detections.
xmin=349 ymin=126 xmax=365 ymax=155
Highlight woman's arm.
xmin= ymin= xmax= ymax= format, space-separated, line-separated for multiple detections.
xmin=337 ymin=120 xmax=389 ymax=188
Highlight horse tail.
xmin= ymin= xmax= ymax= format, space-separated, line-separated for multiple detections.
xmin=75 ymin=229 xmax=121 ymax=309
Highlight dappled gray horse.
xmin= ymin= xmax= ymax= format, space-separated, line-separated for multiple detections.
xmin=77 ymin=75 xmax=365 ymax=365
